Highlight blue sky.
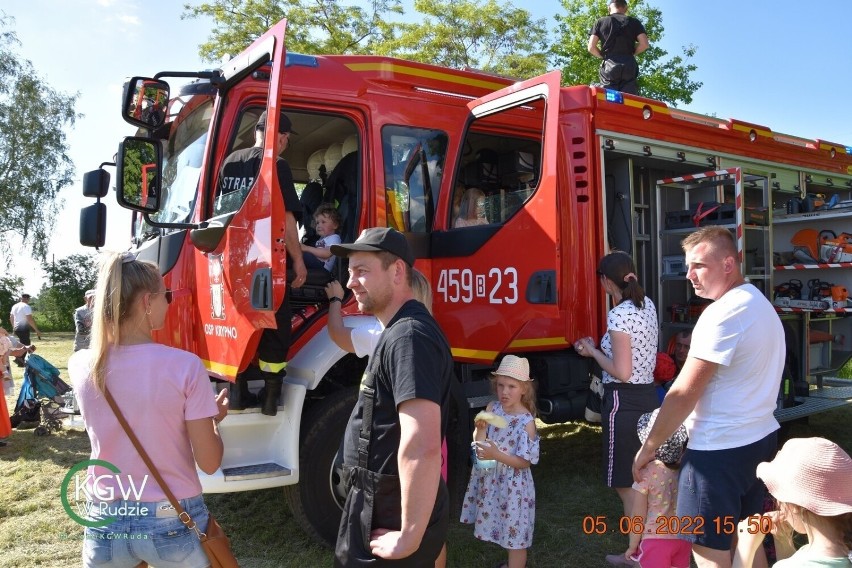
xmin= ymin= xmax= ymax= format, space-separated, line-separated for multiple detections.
xmin=4 ymin=0 xmax=850 ymax=290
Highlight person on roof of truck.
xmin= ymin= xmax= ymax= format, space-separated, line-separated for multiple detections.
xmin=219 ymin=109 xmax=307 ymax=416
xmin=588 ymin=0 xmax=649 ymax=95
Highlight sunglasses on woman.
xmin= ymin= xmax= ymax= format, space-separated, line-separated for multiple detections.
xmin=154 ymin=289 xmax=173 ymax=304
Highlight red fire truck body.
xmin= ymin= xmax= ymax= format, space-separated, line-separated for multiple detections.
xmin=81 ymin=20 xmax=852 ymax=545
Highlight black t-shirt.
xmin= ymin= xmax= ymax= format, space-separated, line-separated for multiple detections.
xmin=219 ymin=146 xmax=302 ymax=220
xmin=343 ymin=300 xmax=453 ymax=474
xmin=591 ymin=14 xmax=646 ymax=58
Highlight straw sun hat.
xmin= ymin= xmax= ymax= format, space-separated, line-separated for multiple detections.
xmin=757 ymin=437 xmax=852 ymax=516
xmin=491 ymin=355 xmax=532 ymax=382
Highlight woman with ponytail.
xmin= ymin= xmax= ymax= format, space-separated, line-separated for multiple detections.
xmin=574 ymin=251 xmax=660 ymax=566
xmin=68 ymin=252 xmax=228 ymax=568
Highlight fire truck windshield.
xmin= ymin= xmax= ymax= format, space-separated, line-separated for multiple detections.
xmin=136 ymin=99 xmax=213 ymax=238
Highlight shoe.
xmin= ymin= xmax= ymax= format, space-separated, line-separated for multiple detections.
xmin=605 ymin=553 xmax=636 ymax=566
xmin=261 ymin=374 xmax=283 ymax=416
xmin=230 ymin=374 xmax=258 ymax=410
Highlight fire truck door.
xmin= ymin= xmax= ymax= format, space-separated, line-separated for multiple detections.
xmin=432 ymin=71 xmax=562 ymax=361
xmin=192 ymin=19 xmax=291 ymax=381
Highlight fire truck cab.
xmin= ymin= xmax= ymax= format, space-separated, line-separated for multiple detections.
xmin=80 ymin=19 xmax=852 ymax=546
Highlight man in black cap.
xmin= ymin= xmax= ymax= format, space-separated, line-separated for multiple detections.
xmin=219 ymin=109 xmax=307 ymax=416
xmin=588 ymin=0 xmax=649 ymax=95
xmin=330 ymin=228 xmax=452 ymax=566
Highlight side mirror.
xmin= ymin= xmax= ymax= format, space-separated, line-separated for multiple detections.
xmin=116 ymin=137 xmax=162 ymax=213
xmin=80 ymin=203 xmax=106 ymax=247
xmin=82 ymin=169 xmax=110 ymax=198
xmin=122 ymin=77 xmax=170 ymax=129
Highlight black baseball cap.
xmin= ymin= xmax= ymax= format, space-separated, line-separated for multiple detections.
xmin=331 ymin=227 xmax=415 ymax=266
xmin=256 ymin=110 xmax=297 ymax=134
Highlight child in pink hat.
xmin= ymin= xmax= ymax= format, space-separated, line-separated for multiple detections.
xmin=733 ymin=437 xmax=852 ymax=567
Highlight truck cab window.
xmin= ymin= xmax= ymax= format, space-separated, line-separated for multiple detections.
xmin=452 ymin=130 xmax=541 ymax=229
xmin=212 ymin=108 xmax=265 ymax=218
xmin=134 ymin=98 xmax=213 ymax=238
xmin=382 ymin=126 xmax=448 ymax=233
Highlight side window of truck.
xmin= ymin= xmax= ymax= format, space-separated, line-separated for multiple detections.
xmin=451 ymin=132 xmax=540 ymax=228
xmin=212 ymin=108 xmax=265 ymax=218
xmin=382 ymin=126 xmax=449 ymax=233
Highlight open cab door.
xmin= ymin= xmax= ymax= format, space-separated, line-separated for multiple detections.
xmin=189 ymin=19 xmax=291 ymax=381
xmin=433 ymin=71 xmax=563 ymax=362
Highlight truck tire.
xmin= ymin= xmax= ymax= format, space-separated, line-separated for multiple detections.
xmin=284 ymin=387 xmax=358 ymax=548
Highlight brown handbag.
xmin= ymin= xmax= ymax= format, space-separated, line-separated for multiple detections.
xmin=104 ymin=387 xmax=239 ymax=568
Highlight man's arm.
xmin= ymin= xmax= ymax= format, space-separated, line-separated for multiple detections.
xmin=632 ymin=356 xmax=718 ymax=481
xmin=588 ymin=34 xmax=603 ymax=59
xmin=635 ymin=33 xmax=649 ymax=55
xmin=285 ymin=211 xmax=307 ymax=288
xmin=325 ymin=281 xmax=355 ymax=353
xmin=26 ymin=314 xmax=40 ymax=339
xmin=369 ymin=398 xmax=442 ymax=560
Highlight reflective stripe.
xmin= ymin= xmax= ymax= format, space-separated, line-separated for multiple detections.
xmin=258 ymin=359 xmax=287 ymax=373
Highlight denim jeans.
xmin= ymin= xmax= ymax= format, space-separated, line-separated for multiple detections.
xmin=82 ymin=494 xmax=210 ymax=568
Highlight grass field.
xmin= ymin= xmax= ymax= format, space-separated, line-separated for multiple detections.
xmin=1 ymin=333 xmax=851 ymax=567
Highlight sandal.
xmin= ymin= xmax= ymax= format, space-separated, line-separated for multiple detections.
xmin=605 ymin=553 xmax=636 ymax=566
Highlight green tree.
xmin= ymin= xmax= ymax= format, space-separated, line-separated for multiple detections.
xmin=377 ymin=0 xmax=549 ymax=78
xmin=181 ymin=0 xmax=403 ymax=62
xmin=0 ymin=15 xmax=79 ymax=261
xmin=551 ymin=0 xmax=701 ymax=105
xmin=0 ymin=274 xmax=24 ymax=330
xmin=36 ymin=253 xmax=97 ymax=331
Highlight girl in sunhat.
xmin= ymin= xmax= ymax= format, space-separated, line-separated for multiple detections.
xmin=460 ymin=355 xmax=540 ymax=568
xmin=733 ymin=437 xmax=852 ymax=567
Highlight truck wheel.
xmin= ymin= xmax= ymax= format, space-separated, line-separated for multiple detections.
xmin=284 ymin=387 xmax=357 ymax=548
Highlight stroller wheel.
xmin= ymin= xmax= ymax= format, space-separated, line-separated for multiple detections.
xmin=34 ymin=425 xmax=50 ymax=436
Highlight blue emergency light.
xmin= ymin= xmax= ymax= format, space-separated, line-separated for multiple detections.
xmin=604 ymin=90 xmax=624 ymax=104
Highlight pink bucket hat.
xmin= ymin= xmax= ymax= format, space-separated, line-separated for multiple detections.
xmin=756 ymin=437 xmax=852 ymax=516
xmin=491 ymin=355 xmax=531 ymax=382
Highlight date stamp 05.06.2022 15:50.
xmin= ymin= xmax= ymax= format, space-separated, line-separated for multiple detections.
xmin=582 ymin=515 xmax=775 ymax=537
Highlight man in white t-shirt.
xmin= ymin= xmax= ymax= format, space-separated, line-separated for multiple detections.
xmin=9 ymin=294 xmax=40 ymax=367
xmin=633 ymin=226 xmax=783 ymax=568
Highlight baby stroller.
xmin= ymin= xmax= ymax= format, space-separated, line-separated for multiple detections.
xmin=11 ymin=353 xmax=71 ymax=436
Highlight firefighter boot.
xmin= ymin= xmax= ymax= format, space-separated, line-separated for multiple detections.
xmin=261 ymin=374 xmax=283 ymax=416
xmin=229 ymin=374 xmax=257 ymax=410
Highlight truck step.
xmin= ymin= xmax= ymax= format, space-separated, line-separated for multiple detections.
xmin=775 ymin=394 xmax=852 ymax=423
xmin=222 ymin=463 xmax=292 ymax=481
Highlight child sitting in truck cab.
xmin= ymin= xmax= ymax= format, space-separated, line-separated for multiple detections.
xmin=454 ymin=187 xmax=488 ymax=227
xmin=300 ymin=203 xmax=342 ymax=274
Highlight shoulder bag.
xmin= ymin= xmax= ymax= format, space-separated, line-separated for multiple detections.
xmin=104 ymin=387 xmax=238 ymax=568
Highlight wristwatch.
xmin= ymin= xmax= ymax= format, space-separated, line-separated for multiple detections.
xmin=329 ymin=297 xmax=342 ymax=303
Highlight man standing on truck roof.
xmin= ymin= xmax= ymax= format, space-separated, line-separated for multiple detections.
xmin=633 ymin=227 xmax=784 ymax=568
xmin=219 ymin=109 xmax=307 ymax=416
xmin=588 ymin=0 xmax=649 ymax=95
xmin=330 ymin=228 xmax=452 ymax=566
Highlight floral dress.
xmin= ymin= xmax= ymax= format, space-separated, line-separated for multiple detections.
xmin=460 ymin=402 xmax=540 ymax=549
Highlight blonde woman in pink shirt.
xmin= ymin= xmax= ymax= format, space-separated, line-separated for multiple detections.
xmin=68 ymin=253 xmax=228 ymax=568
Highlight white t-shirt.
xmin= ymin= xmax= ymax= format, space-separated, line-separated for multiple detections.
xmin=315 ymin=234 xmax=342 ymax=272
xmin=600 ymin=297 xmax=658 ymax=385
xmin=351 ymin=319 xmax=384 ymax=359
xmin=10 ymin=302 xmax=32 ymax=328
xmin=685 ymin=284 xmax=783 ymax=451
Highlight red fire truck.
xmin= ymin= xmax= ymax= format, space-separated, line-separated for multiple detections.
xmin=80 ymin=19 xmax=852 ymax=546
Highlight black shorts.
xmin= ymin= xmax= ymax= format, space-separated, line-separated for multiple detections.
xmin=677 ymin=431 xmax=778 ymax=550
xmin=602 ymin=382 xmax=659 ymax=488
